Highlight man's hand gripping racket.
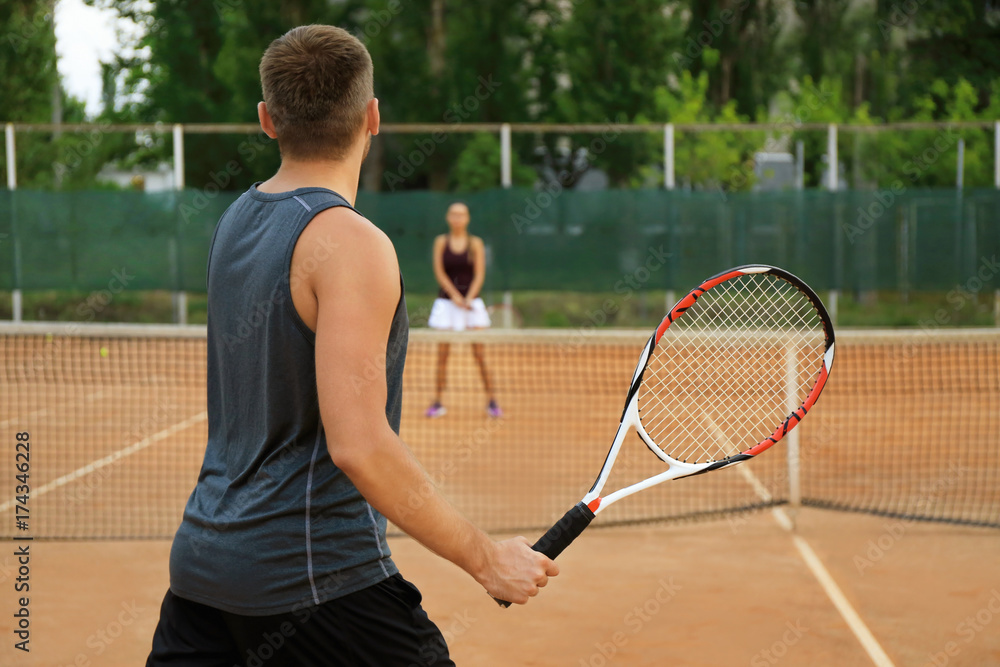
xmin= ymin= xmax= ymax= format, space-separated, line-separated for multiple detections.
xmin=495 ymin=265 xmax=835 ymax=607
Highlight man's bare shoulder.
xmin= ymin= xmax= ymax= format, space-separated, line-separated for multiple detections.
xmin=295 ymin=207 xmax=398 ymax=293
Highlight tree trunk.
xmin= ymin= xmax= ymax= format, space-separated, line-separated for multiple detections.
xmin=426 ymin=0 xmax=448 ymax=190
xmin=427 ymin=0 xmax=446 ymax=80
xmin=360 ymin=135 xmax=385 ymax=192
xmin=719 ymin=56 xmax=733 ymax=106
xmin=853 ymin=52 xmax=866 ymax=109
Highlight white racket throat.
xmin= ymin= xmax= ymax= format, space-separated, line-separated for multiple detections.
xmin=581 ymin=379 xmax=747 ymax=516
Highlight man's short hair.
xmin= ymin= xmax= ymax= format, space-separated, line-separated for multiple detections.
xmin=259 ymin=25 xmax=373 ymax=161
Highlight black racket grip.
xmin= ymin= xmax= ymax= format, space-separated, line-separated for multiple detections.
xmin=494 ymin=502 xmax=595 ymax=608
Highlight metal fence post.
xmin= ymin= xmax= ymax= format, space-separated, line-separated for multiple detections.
xmin=956 ymin=138 xmax=965 ymax=189
xmin=795 ymin=140 xmax=804 ymax=190
xmin=994 ymin=121 xmax=999 ymax=189
xmin=827 ymin=123 xmax=838 ymax=191
xmin=172 ymin=124 xmax=187 ymax=325
xmin=6 ymin=123 xmax=21 ymax=322
xmin=664 ymin=123 xmax=675 ymax=190
xmin=500 ymin=123 xmax=512 ymax=315
xmin=500 ymin=123 xmax=511 ymax=189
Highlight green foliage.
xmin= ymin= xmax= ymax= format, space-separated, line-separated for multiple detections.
xmin=545 ymin=0 xmax=684 ymax=186
xmin=641 ymin=71 xmax=758 ymax=191
xmin=4 ymin=0 xmax=999 ymax=193
xmin=450 ymin=133 xmax=534 ymax=191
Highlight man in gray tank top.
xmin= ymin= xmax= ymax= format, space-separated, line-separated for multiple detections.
xmin=147 ymin=25 xmax=558 ymax=667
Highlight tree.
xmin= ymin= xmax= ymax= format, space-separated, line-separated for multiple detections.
xmin=547 ymin=0 xmax=684 ymax=186
xmin=681 ymin=0 xmax=784 ymax=116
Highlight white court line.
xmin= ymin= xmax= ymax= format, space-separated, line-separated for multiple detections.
xmin=0 ymin=411 xmax=207 ymax=513
xmin=696 ymin=405 xmax=893 ymax=666
xmin=0 ymin=390 xmax=107 ymax=431
xmin=738 ymin=465 xmax=895 ymax=667
xmin=791 ymin=534 xmax=895 ymax=667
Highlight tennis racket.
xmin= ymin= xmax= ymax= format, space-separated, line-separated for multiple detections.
xmin=496 ymin=265 xmax=834 ymax=607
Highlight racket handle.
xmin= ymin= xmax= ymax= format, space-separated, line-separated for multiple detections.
xmin=494 ymin=502 xmax=595 ymax=608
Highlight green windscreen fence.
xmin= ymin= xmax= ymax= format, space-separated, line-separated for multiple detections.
xmin=1 ymin=188 xmax=998 ymax=293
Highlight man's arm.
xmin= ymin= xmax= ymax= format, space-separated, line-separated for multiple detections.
xmin=301 ymin=208 xmax=557 ymax=604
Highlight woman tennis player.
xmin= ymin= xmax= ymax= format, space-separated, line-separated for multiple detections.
xmin=425 ymin=202 xmax=502 ymax=418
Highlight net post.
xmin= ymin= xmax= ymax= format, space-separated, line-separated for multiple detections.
xmin=785 ymin=339 xmax=801 ymax=526
xmin=828 ymin=290 xmax=838 ymax=327
xmin=665 ymin=290 xmax=676 ymax=312
xmin=500 ymin=123 xmax=511 ymax=188
xmin=663 ymin=123 xmax=675 ymax=190
xmin=994 ymin=289 xmax=1000 ymax=328
xmin=502 ymin=290 xmax=513 ymax=329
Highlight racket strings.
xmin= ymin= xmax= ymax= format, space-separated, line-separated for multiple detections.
xmin=637 ymin=274 xmax=826 ymax=464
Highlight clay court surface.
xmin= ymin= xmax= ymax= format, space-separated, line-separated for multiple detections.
xmin=1 ymin=326 xmax=999 ymax=665
xmin=1 ymin=510 xmax=999 ymax=666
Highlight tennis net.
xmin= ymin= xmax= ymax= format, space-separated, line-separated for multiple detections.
xmin=0 ymin=322 xmax=997 ymax=539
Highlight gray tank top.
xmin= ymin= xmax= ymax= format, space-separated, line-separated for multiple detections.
xmin=169 ymin=183 xmax=408 ymax=615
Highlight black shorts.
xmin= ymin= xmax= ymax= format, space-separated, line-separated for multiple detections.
xmin=147 ymin=574 xmax=455 ymax=667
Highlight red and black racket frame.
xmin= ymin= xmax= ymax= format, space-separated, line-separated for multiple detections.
xmin=495 ymin=265 xmax=835 ymax=607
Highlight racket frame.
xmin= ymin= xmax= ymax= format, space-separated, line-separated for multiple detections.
xmin=582 ymin=264 xmax=835 ymax=515
xmin=493 ymin=264 xmax=834 ymax=607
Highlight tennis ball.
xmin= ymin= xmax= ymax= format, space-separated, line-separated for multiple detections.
xmin=45 ymin=334 xmax=53 ymax=343
xmin=100 ymin=346 xmax=109 ymax=358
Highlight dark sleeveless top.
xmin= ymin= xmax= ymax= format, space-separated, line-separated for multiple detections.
xmin=438 ymin=236 xmax=475 ymax=298
xmin=169 ymin=183 xmax=409 ymax=615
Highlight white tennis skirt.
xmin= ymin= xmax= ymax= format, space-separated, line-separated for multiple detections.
xmin=428 ymin=297 xmax=491 ymax=331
